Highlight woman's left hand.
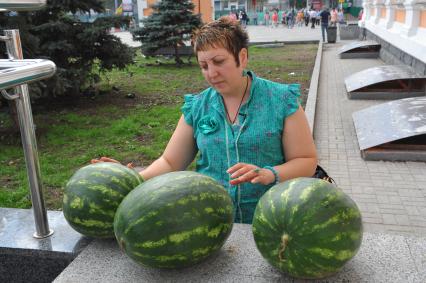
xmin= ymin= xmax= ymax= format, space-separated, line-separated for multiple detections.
xmin=227 ymin=163 xmax=275 ymax=186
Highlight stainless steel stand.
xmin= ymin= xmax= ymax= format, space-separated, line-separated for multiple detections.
xmin=0 ymin=0 xmax=56 ymax=238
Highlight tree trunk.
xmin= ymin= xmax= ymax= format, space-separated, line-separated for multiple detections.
xmin=174 ymin=44 xmax=183 ymax=66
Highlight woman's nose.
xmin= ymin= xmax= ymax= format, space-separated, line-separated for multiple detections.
xmin=207 ymin=65 xmax=218 ymax=78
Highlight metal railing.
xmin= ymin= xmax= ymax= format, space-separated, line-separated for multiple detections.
xmin=0 ymin=0 xmax=56 ymax=238
xmin=0 ymin=0 xmax=45 ymax=11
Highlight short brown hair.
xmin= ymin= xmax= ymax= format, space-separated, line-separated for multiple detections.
xmin=192 ymin=17 xmax=249 ymax=66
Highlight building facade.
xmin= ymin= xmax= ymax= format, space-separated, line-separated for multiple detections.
xmin=214 ymin=0 xmax=301 ymax=12
xmin=136 ymin=0 xmax=214 ymax=24
xmin=360 ymin=0 xmax=426 ymax=70
xmin=213 ymin=0 xmax=349 ymax=12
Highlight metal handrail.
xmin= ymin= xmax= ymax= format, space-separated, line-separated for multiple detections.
xmin=0 ymin=59 xmax=56 ymax=90
xmin=1 ymin=25 xmax=55 ymax=238
xmin=0 ymin=0 xmax=46 ymax=11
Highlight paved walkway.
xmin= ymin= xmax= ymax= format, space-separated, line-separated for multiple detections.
xmin=247 ymin=25 xmax=321 ymax=43
xmin=113 ymin=25 xmax=322 ymax=47
xmin=316 ymin=42 xmax=426 ymax=237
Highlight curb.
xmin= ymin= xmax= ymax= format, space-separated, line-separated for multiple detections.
xmin=249 ymin=40 xmax=320 ymax=46
xmin=304 ymin=41 xmax=323 ymax=134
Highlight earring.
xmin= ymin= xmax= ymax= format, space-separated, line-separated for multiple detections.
xmin=242 ymin=69 xmax=248 ymax=77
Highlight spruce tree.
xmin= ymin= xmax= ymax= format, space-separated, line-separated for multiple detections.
xmin=132 ymin=0 xmax=202 ymax=65
xmin=0 ymin=0 xmax=134 ymax=99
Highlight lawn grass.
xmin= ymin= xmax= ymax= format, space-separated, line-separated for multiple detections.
xmin=0 ymin=44 xmax=317 ymax=210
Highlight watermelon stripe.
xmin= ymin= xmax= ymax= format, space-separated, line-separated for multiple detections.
xmin=265 ymin=189 xmax=281 ymax=229
xmin=134 ymin=223 xmax=231 ymax=250
xmin=86 ymin=175 xmax=133 ymax=196
xmin=124 ymin=211 xmax=159 ymax=235
xmin=68 ymin=217 xmax=113 ymax=229
xmin=69 ymin=196 xmax=84 ymax=209
xmin=87 ymin=202 xmax=115 ymax=218
xmin=65 ymin=191 xmax=121 ymax=216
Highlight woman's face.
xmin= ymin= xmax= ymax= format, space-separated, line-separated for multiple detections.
xmin=197 ymin=46 xmax=248 ymax=95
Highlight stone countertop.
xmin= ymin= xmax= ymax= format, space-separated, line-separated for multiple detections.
xmin=53 ymin=224 xmax=426 ymax=282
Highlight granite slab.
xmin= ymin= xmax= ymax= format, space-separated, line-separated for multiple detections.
xmin=0 ymin=208 xmax=91 ymax=254
xmin=54 ymin=224 xmax=426 ymax=283
xmin=0 ymin=208 xmax=92 ymax=283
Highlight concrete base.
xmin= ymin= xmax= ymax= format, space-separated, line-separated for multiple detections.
xmin=366 ymin=31 xmax=426 ymax=76
xmin=340 ymin=52 xmax=379 ymax=59
xmin=361 ymin=148 xmax=426 ymax=162
xmin=54 ymin=224 xmax=426 ymax=282
xmin=348 ymin=91 xmax=425 ymax=100
xmin=339 ymin=24 xmax=361 ymax=40
xmin=0 ymin=208 xmax=92 ymax=283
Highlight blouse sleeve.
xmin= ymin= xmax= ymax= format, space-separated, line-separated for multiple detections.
xmin=181 ymin=94 xmax=195 ymax=126
xmin=283 ymin=83 xmax=301 ymax=119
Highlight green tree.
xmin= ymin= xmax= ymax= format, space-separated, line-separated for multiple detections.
xmin=0 ymin=0 xmax=135 ymax=98
xmin=132 ymin=0 xmax=202 ymax=65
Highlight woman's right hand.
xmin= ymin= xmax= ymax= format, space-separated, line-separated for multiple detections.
xmin=90 ymin=156 xmax=134 ymax=169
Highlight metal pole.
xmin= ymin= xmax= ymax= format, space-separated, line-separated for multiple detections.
xmin=4 ymin=29 xmax=53 ymax=238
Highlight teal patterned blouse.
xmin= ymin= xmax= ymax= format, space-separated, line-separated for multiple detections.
xmin=181 ymin=71 xmax=300 ymax=224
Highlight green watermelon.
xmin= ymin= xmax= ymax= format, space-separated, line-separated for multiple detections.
xmin=252 ymin=177 xmax=363 ymax=279
xmin=63 ymin=162 xmax=143 ymax=238
xmin=114 ymin=171 xmax=234 ymax=269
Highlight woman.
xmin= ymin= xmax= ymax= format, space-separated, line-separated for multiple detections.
xmin=330 ymin=8 xmax=338 ymax=26
xmin=271 ymin=10 xmax=278 ymax=28
xmin=337 ymin=9 xmax=344 ymax=25
xmin=93 ymin=17 xmax=317 ymax=224
xmin=264 ymin=11 xmax=270 ymax=26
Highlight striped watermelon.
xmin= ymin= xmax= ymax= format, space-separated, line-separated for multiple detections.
xmin=252 ymin=177 xmax=363 ymax=279
xmin=113 ymin=171 xmax=234 ymax=269
xmin=63 ymin=162 xmax=143 ymax=238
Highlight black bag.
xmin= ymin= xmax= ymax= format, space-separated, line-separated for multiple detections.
xmin=313 ymin=165 xmax=335 ymax=184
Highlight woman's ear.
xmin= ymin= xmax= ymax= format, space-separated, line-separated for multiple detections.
xmin=239 ymin=48 xmax=248 ymax=69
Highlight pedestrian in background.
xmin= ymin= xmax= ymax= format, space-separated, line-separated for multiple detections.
xmin=310 ymin=9 xmax=316 ymax=28
xmin=272 ymin=10 xmax=279 ymax=28
xmin=319 ymin=6 xmax=331 ymax=42
xmin=281 ymin=10 xmax=287 ymax=26
xmin=241 ymin=10 xmax=248 ymax=28
xmin=251 ymin=11 xmax=258 ymax=25
xmin=338 ymin=9 xmax=345 ymax=25
xmin=316 ymin=10 xmax=321 ymax=25
xmin=264 ymin=11 xmax=270 ymax=26
xmin=304 ymin=9 xmax=310 ymax=26
xmin=229 ymin=11 xmax=237 ymax=22
xmin=296 ymin=10 xmax=304 ymax=27
xmin=288 ymin=9 xmax=295 ymax=28
xmin=330 ymin=8 xmax=338 ymax=26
